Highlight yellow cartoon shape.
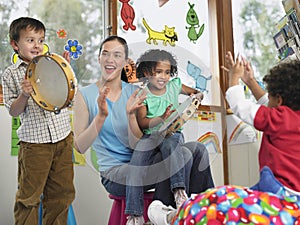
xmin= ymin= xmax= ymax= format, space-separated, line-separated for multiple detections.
xmin=142 ymin=18 xmax=178 ymax=46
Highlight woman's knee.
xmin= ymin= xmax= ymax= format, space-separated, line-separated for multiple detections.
xmin=181 ymin=146 xmax=193 ymax=163
xmin=184 ymin=141 xmax=208 ymax=156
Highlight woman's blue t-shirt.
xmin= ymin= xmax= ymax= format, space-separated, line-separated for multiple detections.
xmin=80 ymin=81 xmax=138 ymax=172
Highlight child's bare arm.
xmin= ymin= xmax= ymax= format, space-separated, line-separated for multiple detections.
xmin=242 ymin=60 xmax=266 ymax=101
xmin=137 ymin=104 xmax=175 ymax=130
xmin=9 ymin=77 xmax=32 ymax=117
xmin=181 ymin=84 xmax=203 ymax=101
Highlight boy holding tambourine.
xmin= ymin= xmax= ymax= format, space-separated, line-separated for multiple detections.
xmin=1 ymin=17 xmax=75 ymax=225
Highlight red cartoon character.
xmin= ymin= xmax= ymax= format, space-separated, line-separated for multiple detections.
xmin=119 ymin=0 xmax=136 ymax=31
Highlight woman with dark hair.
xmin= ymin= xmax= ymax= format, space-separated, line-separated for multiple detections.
xmin=73 ymin=36 xmax=215 ymax=225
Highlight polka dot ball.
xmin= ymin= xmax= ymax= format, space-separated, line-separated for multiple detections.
xmin=172 ymin=185 xmax=300 ymax=225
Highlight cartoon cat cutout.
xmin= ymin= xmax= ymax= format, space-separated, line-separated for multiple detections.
xmin=142 ymin=18 xmax=178 ymax=46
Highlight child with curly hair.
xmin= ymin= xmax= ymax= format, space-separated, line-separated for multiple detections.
xmin=127 ymin=49 xmax=214 ymax=225
xmin=225 ymin=51 xmax=300 ymax=197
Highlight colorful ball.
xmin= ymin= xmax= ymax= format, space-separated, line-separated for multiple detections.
xmin=172 ymin=185 xmax=300 ymax=225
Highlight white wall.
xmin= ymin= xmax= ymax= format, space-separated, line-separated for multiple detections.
xmin=72 ymin=151 xmax=113 ymax=225
xmin=0 ymin=106 xmax=17 ymax=224
xmin=228 ymin=141 xmax=260 ymax=187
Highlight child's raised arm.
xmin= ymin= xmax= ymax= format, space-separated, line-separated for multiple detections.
xmin=223 ymin=51 xmax=266 ymax=101
xmin=242 ymin=59 xmax=266 ymax=101
xmin=228 ymin=54 xmax=244 ymax=87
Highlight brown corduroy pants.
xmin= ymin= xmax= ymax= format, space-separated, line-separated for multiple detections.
xmin=14 ymin=133 xmax=75 ymax=225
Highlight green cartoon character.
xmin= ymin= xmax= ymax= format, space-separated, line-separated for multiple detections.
xmin=186 ymin=2 xmax=205 ymax=43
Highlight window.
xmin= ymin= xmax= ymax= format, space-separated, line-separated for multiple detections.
xmin=232 ymin=0 xmax=285 ymax=80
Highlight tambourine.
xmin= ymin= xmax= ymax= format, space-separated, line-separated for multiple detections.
xmin=158 ymin=96 xmax=200 ymax=137
xmin=26 ymin=52 xmax=77 ymax=114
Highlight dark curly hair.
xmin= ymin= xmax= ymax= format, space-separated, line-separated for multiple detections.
xmin=263 ymin=59 xmax=300 ymax=110
xmin=135 ymin=49 xmax=178 ymax=79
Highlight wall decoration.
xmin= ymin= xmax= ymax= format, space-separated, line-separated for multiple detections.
xmin=227 ymin=114 xmax=258 ymax=145
xmin=142 ymin=18 xmax=178 ymax=46
xmin=158 ymin=0 xmax=169 ymax=7
xmin=122 ymin=58 xmax=139 ymax=83
xmin=11 ymin=117 xmax=20 ymax=156
xmin=64 ymin=39 xmax=83 ymax=60
xmin=186 ymin=60 xmax=212 ymax=92
xmin=198 ymin=131 xmax=222 ymax=153
xmin=186 ymin=2 xmax=205 ymax=43
xmin=56 ymin=29 xmax=67 ymax=39
xmin=193 ymin=110 xmax=216 ymax=122
xmin=73 ymin=149 xmax=86 ymax=166
xmin=69 ymin=113 xmax=86 ymax=166
xmin=119 ymin=0 xmax=136 ymax=31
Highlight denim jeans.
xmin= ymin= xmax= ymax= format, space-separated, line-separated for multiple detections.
xmin=154 ymin=141 xmax=215 ymax=208
xmin=100 ymin=138 xmax=214 ymax=215
xmin=100 ymin=157 xmax=160 ymax=216
xmin=124 ymin=132 xmax=192 ymax=215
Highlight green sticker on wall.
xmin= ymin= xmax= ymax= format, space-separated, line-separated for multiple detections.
xmin=11 ymin=117 xmax=20 ymax=156
xmin=90 ymin=147 xmax=99 ymax=171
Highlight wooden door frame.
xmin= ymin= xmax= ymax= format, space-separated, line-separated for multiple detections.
xmin=213 ymin=0 xmax=234 ymax=184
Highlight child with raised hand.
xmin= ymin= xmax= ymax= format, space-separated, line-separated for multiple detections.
xmin=225 ymin=51 xmax=300 ymax=197
xmin=224 ymin=51 xmax=267 ymax=104
xmin=127 ymin=49 xmax=203 ymax=225
xmin=1 ymin=17 xmax=75 ymax=225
